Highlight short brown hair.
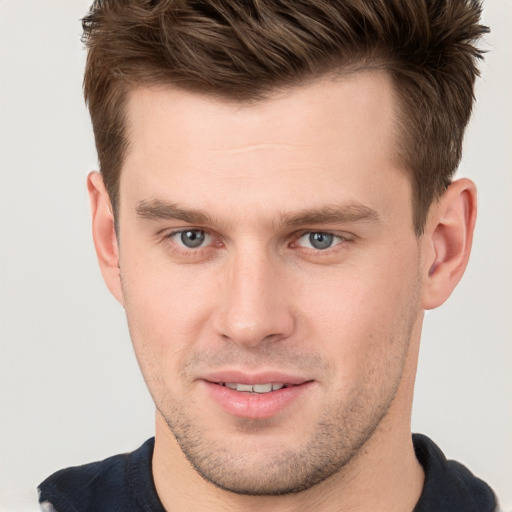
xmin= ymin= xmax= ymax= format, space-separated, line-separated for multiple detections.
xmin=82 ymin=0 xmax=488 ymax=234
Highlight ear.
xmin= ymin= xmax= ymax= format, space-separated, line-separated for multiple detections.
xmin=421 ymin=178 xmax=477 ymax=310
xmin=87 ymin=171 xmax=124 ymax=306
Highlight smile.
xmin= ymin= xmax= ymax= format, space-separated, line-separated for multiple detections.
xmin=220 ymin=382 xmax=291 ymax=393
xmin=203 ymin=378 xmax=314 ymax=419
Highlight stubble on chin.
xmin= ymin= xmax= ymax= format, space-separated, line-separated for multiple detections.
xmin=157 ymin=368 xmax=404 ymax=496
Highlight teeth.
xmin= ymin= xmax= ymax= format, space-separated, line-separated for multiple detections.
xmin=222 ymin=383 xmax=288 ymax=393
xmin=253 ymin=383 xmax=272 ymax=393
xmin=236 ymin=383 xmax=253 ymax=392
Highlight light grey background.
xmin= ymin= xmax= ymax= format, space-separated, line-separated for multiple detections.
xmin=1 ymin=1 xmax=510 ymax=510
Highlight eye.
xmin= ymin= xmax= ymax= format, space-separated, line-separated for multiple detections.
xmin=170 ymin=230 xmax=211 ymax=249
xmin=295 ymin=232 xmax=345 ymax=250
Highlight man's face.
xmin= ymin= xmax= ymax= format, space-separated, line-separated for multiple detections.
xmin=116 ymin=71 xmax=425 ymax=494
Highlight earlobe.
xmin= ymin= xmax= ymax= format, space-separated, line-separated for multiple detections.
xmin=421 ymin=178 xmax=477 ymax=310
xmin=87 ymin=171 xmax=124 ymax=305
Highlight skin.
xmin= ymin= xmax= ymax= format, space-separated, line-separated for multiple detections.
xmin=88 ymin=70 xmax=477 ymax=511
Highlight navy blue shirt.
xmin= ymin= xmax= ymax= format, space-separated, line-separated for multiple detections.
xmin=38 ymin=434 xmax=497 ymax=511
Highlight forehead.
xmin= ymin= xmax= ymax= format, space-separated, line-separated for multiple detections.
xmin=120 ymin=71 xmax=411 ymax=228
xmin=124 ymin=70 xmax=398 ymax=155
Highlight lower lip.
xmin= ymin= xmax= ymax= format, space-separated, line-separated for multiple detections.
xmin=203 ymin=381 xmax=313 ymax=420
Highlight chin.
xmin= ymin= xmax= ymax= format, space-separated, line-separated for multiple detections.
xmin=163 ymin=402 xmax=387 ymax=497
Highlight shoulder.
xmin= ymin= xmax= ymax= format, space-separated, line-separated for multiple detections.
xmin=37 ymin=438 xmax=161 ymax=512
xmin=413 ymin=434 xmax=498 ymax=512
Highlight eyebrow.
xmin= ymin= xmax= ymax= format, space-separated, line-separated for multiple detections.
xmin=280 ymin=204 xmax=380 ymax=227
xmin=136 ymin=199 xmax=213 ymax=224
xmin=135 ymin=199 xmax=380 ymax=228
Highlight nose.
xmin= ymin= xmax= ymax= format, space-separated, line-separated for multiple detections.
xmin=212 ymin=249 xmax=295 ymax=348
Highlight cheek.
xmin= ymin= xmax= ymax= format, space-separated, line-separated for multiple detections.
xmin=300 ymin=254 xmax=421 ymax=379
xmin=120 ymin=261 xmax=218 ymax=373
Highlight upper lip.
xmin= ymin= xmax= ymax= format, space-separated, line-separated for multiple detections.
xmin=201 ymin=370 xmax=311 ymax=386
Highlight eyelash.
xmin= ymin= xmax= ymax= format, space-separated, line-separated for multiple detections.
xmin=162 ymin=228 xmax=352 ymax=260
xmin=164 ymin=230 xmax=220 ymax=259
xmin=293 ymin=232 xmax=347 ymax=251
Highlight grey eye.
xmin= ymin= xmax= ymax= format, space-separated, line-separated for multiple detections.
xmin=308 ymin=232 xmax=334 ymax=250
xmin=180 ymin=230 xmax=206 ymax=248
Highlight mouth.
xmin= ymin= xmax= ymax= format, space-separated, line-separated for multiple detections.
xmin=216 ymin=382 xmax=296 ymax=394
xmin=202 ymin=375 xmax=314 ymax=419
